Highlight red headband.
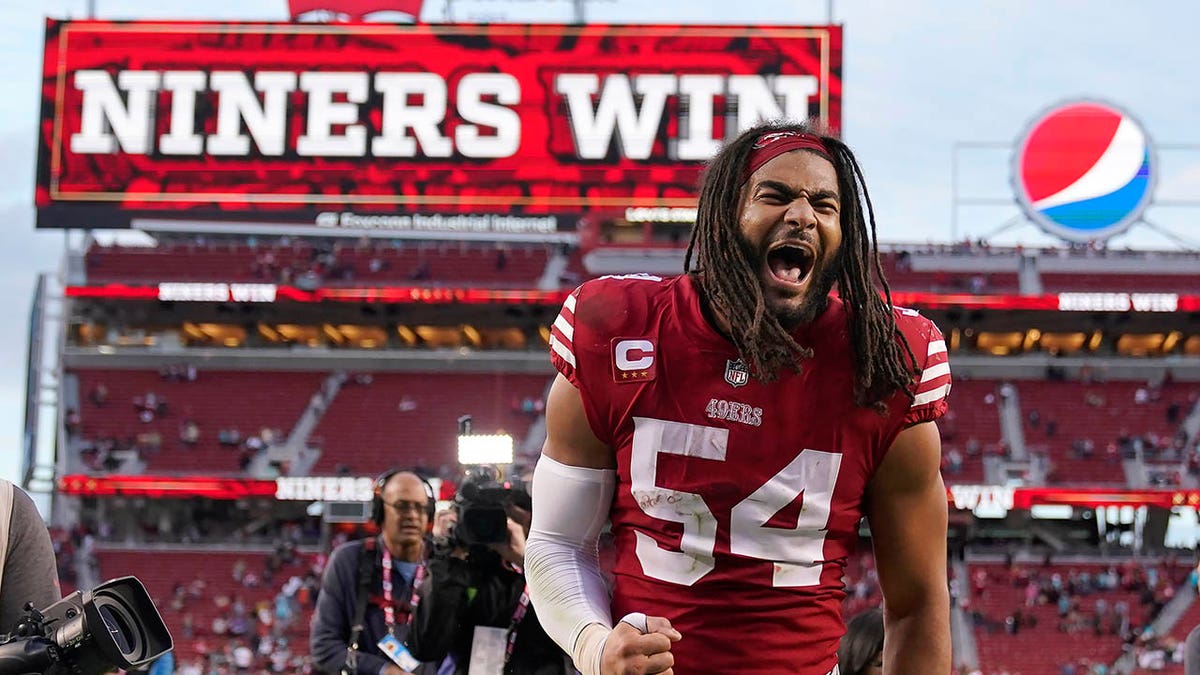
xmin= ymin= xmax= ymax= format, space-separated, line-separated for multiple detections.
xmin=743 ymin=131 xmax=832 ymax=183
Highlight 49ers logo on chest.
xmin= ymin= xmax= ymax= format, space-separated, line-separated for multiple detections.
xmin=612 ymin=338 xmax=657 ymax=383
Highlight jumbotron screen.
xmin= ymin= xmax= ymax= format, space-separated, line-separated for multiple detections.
xmin=36 ymin=20 xmax=842 ymax=230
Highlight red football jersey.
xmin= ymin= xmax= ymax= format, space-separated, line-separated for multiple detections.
xmin=549 ymin=274 xmax=950 ymax=675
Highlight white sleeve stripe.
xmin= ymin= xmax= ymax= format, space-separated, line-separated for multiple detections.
xmin=553 ymin=314 xmax=575 ymax=341
xmin=550 ymin=334 xmax=577 ymax=367
xmin=927 ymin=339 xmax=947 ymax=356
xmin=563 ymin=293 xmax=577 ymax=312
xmin=919 ymin=362 xmax=951 ymax=384
xmin=911 ymin=383 xmax=951 ymax=407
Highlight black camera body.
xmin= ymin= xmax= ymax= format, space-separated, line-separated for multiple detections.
xmin=0 ymin=576 xmax=172 ymax=675
xmin=451 ymin=466 xmax=529 ymax=547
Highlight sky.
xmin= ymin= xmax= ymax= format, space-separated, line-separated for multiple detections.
xmin=1 ymin=0 xmax=1199 ymax=487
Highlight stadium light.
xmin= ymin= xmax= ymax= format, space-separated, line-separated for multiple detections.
xmin=458 ymin=434 xmax=514 ymax=466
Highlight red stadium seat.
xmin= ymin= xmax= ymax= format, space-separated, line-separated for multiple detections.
xmin=309 ymin=372 xmax=552 ymax=476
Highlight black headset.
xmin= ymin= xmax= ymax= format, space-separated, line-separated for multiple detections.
xmin=371 ymin=468 xmax=437 ymax=526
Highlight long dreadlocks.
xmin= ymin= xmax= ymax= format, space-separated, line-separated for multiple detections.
xmin=684 ymin=120 xmax=920 ymax=412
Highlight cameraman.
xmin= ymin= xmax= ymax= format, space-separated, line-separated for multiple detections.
xmin=406 ymin=474 xmax=572 ymax=675
xmin=0 ymin=479 xmax=60 ymax=630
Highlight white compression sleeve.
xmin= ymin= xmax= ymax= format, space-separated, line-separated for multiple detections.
xmin=524 ymin=455 xmax=617 ymax=675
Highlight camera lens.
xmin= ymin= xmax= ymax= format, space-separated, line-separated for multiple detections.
xmin=95 ymin=597 xmax=139 ymax=657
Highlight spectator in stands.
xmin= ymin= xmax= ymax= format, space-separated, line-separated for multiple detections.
xmin=945 ymin=446 xmax=963 ymax=474
xmin=147 ymin=391 xmax=166 ymax=416
xmin=245 ymin=434 xmax=265 ymax=454
xmin=310 ymin=470 xmax=437 ymax=674
xmin=232 ymin=639 xmax=254 ymax=671
xmin=410 ymin=259 xmax=431 ymax=281
xmin=88 ymin=382 xmax=109 ymax=407
xmin=837 ymin=607 xmax=884 ymax=675
xmin=1167 ymin=401 xmax=1182 ymax=424
xmin=940 ymin=409 xmax=958 ymax=440
xmin=180 ymin=419 xmax=201 ymax=447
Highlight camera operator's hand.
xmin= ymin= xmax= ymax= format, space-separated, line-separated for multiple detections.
xmin=381 ymin=664 xmax=411 ymax=675
xmin=488 ymin=517 xmax=526 ymax=568
xmin=600 ymin=615 xmax=681 ymax=675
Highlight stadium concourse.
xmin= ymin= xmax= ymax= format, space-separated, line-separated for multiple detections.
xmin=37 ymin=232 xmax=1200 ymax=674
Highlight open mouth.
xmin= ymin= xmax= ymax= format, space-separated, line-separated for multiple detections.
xmin=766 ymin=243 xmax=815 ymax=287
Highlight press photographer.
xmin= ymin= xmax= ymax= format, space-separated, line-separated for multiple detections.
xmin=310 ymin=469 xmax=439 ymax=675
xmin=406 ymin=426 xmax=571 ymax=675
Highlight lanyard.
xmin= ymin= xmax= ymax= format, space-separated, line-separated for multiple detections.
xmin=503 ymin=581 xmax=531 ymax=665
xmin=380 ymin=546 xmax=426 ymax=634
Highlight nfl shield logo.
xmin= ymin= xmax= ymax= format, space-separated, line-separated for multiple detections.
xmin=724 ymin=359 xmax=750 ymax=388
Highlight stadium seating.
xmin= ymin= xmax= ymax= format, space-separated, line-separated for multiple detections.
xmin=73 ymin=369 xmax=323 ymax=474
xmin=85 ymin=242 xmax=306 ymax=284
xmin=878 ymin=253 xmax=1021 ymax=294
xmin=941 ymin=379 xmax=1005 ymax=484
xmin=1016 ymin=380 xmax=1189 ymax=485
xmin=93 ymin=548 xmax=316 ymax=667
xmin=1040 ymin=273 xmax=1199 ymax=294
xmin=968 ymin=562 xmax=1183 ymax=673
xmin=309 ymin=372 xmax=552 ymax=476
xmin=1109 ymin=563 xmax=1194 ymax=673
xmin=84 ymin=241 xmax=552 ymax=288
xmin=840 ymin=550 xmax=883 ymax=618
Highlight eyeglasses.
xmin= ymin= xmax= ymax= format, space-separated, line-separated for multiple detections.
xmin=381 ymin=499 xmax=428 ymax=515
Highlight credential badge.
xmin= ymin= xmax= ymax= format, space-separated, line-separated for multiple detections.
xmin=724 ymin=359 xmax=750 ymax=388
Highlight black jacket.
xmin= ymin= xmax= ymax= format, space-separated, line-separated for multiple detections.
xmin=310 ymin=537 xmax=438 ymax=675
xmin=406 ymin=549 xmax=572 ymax=675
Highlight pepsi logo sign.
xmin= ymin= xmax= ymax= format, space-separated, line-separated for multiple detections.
xmin=1013 ymin=100 xmax=1155 ymax=243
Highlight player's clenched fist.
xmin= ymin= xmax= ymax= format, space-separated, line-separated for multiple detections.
xmin=601 ymin=614 xmax=682 ymax=675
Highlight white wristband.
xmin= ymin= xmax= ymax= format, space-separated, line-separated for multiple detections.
xmin=573 ymin=623 xmax=610 ymax=675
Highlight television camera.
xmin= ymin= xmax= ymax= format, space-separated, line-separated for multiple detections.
xmin=447 ymin=415 xmax=529 ymax=547
xmin=0 ymin=576 xmax=172 ymax=675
